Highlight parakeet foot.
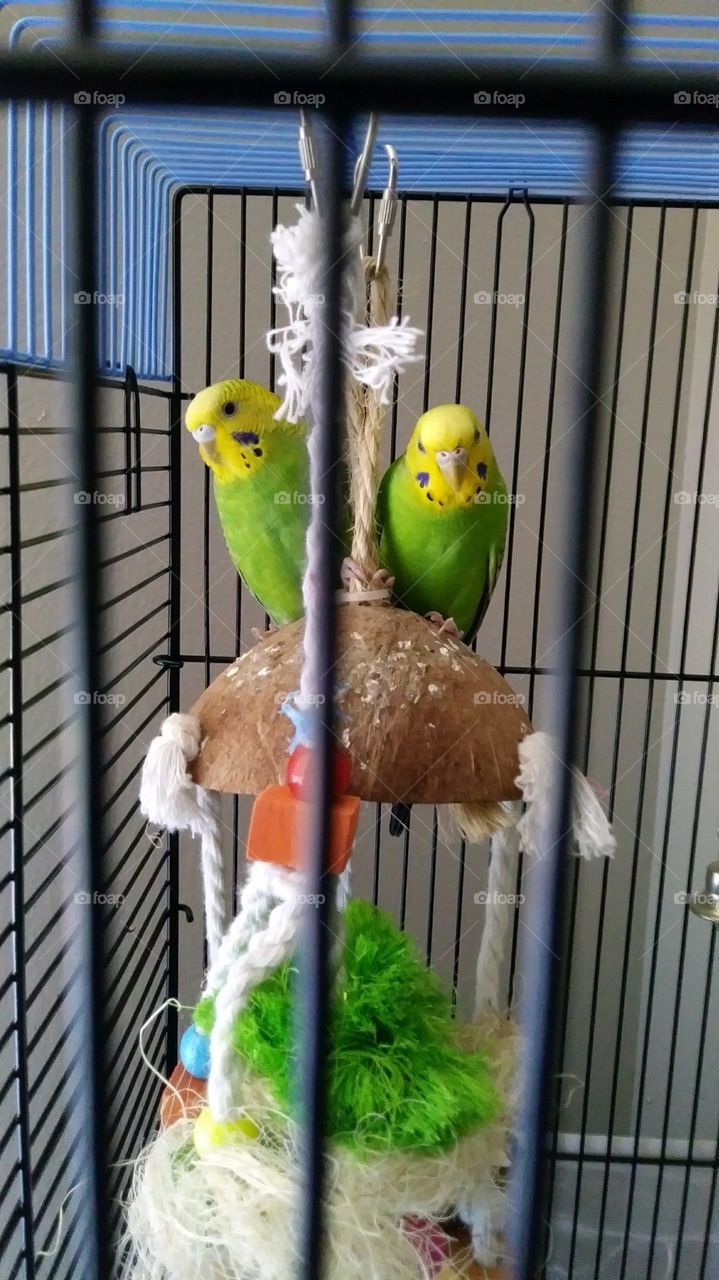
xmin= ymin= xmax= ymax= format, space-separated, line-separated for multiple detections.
xmin=340 ymin=557 xmax=395 ymax=593
xmin=424 ymin=611 xmax=464 ymax=640
xmin=251 ymin=621 xmax=278 ymax=643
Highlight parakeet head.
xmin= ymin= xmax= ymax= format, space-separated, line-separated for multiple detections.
xmin=185 ymin=378 xmax=303 ymax=483
xmin=405 ymin=404 xmax=494 ymax=510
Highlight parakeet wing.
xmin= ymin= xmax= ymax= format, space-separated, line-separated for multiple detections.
xmin=462 ymin=534 xmax=505 ymax=645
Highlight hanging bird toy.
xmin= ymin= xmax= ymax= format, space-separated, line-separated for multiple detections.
xmin=126 ymin=120 xmax=615 ymax=1280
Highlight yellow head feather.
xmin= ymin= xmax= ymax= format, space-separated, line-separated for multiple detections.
xmin=404 ymin=404 xmax=493 ymax=510
xmin=185 ymin=378 xmax=303 ymax=484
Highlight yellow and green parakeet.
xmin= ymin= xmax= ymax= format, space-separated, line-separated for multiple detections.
xmin=377 ymin=403 xmax=508 ymax=838
xmin=185 ymin=378 xmax=311 ymax=627
xmin=378 ymin=403 xmax=508 ymax=642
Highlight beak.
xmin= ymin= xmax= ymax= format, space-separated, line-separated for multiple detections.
xmin=191 ymin=423 xmax=216 ymax=445
xmin=437 ymin=446 xmax=468 ymax=491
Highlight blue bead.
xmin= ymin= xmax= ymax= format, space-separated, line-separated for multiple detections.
xmin=180 ymin=1024 xmax=210 ymax=1079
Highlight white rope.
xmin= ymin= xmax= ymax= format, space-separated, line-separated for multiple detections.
xmin=474 ymin=814 xmax=521 ymax=1017
xmin=204 ymin=861 xmax=294 ymax=997
xmin=516 ymin=731 xmax=616 ymax=861
xmin=208 ymin=867 xmax=305 ymax=1120
xmin=139 ymin=713 xmax=226 ymax=968
xmin=266 ymin=204 xmax=421 ymax=427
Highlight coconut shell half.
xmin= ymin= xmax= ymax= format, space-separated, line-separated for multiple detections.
xmin=189 ymin=604 xmax=532 ymax=805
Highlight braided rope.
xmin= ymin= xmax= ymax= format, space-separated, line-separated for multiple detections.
xmin=139 ymin=713 xmax=226 ymax=967
xmin=345 ymin=259 xmax=393 ymax=587
xmin=204 ymin=862 xmax=289 ymax=998
xmin=208 ymin=868 xmax=305 ymax=1120
xmin=473 ymin=816 xmax=521 ymax=1016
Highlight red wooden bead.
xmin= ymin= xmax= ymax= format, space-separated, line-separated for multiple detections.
xmin=286 ymin=743 xmax=352 ymax=801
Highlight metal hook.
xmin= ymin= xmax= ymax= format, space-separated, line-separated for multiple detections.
xmin=374 ymin=145 xmax=398 ymax=273
xmin=350 ymin=113 xmax=379 ymax=216
xmin=298 ymin=109 xmax=320 ymax=214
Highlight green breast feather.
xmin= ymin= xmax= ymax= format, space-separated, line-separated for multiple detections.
xmin=214 ymin=434 xmax=309 ymax=626
xmin=378 ymin=457 xmax=508 ymax=642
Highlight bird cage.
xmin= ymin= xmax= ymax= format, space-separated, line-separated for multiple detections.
xmin=0 ymin=3 xmax=718 ymax=1279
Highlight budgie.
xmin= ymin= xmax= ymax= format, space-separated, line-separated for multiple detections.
xmin=185 ymin=379 xmax=312 ymax=627
xmin=377 ymin=402 xmax=508 ymax=835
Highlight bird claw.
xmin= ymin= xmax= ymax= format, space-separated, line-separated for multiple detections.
xmin=425 ymin=611 xmax=464 ymax=640
xmin=251 ymin=621 xmax=278 ymax=643
xmin=341 ymin=557 xmax=395 ymax=594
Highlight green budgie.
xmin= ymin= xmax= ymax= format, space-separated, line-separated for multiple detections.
xmin=378 ymin=403 xmax=508 ymax=640
xmin=185 ymin=378 xmax=313 ymax=627
xmin=377 ymin=402 xmax=509 ymax=836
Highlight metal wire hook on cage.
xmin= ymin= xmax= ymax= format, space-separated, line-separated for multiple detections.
xmin=373 ymin=144 xmax=398 ymax=274
xmin=350 ymin=114 xmax=379 ymax=216
xmin=298 ymin=111 xmax=379 ymax=218
xmin=298 ymin=108 xmax=320 ymax=213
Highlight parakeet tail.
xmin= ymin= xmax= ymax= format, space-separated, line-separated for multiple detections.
xmin=389 ymin=802 xmax=412 ymax=838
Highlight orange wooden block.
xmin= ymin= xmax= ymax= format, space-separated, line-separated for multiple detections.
xmin=246 ymin=784 xmax=360 ymax=874
xmin=160 ymin=1062 xmax=206 ymax=1129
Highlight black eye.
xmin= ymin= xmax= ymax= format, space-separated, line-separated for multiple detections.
xmin=222 ymin=401 xmax=237 ymax=417
xmin=417 ymin=439 xmax=426 ymax=453
xmin=473 ymin=427 xmax=480 ymax=442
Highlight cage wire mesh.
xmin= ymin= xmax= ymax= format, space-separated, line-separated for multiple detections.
xmin=0 ymin=3 xmax=718 ymax=1279
xmin=1 ymin=183 xmax=717 ymax=1279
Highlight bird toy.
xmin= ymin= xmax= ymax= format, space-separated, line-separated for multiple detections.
xmin=127 ymin=120 xmax=615 ymax=1279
